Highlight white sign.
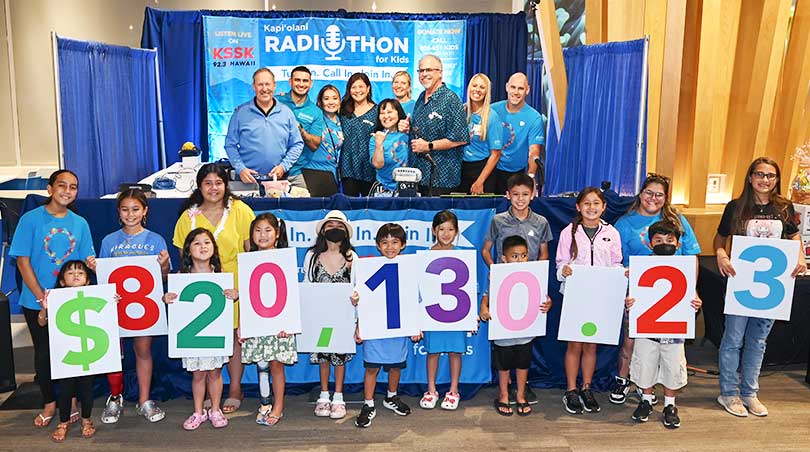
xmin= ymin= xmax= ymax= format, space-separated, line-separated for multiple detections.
xmin=96 ymin=256 xmax=167 ymax=337
xmin=296 ymin=283 xmax=357 ymax=354
xmin=355 ymin=255 xmax=421 ymax=340
xmin=168 ymin=273 xmax=235 ymax=358
xmin=629 ymin=256 xmax=696 ymax=339
xmin=724 ymin=235 xmax=798 ymax=321
xmin=488 ymin=261 xmax=549 ymax=341
xmin=417 ymin=250 xmax=479 ymax=331
xmin=238 ymin=248 xmax=302 ymax=338
xmin=48 ymin=284 xmax=122 ymax=379
xmin=558 ymin=265 xmax=626 ymax=345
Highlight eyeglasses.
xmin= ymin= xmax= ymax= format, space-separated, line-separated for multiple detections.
xmin=641 ymin=189 xmax=666 ymax=199
xmin=751 ymin=171 xmax=778 ymax=180
xmin=417 ymin=68 xmax=441 ymax=74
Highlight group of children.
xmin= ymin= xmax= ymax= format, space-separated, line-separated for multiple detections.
xmin=15 ymin=155 xmax=803 ymax=442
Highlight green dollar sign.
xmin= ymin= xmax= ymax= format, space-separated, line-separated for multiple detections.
xmin=55 ymin=290 xmax=110 ymax=371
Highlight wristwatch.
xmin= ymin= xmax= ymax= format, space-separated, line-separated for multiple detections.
xmin=428 ymin=141 xmax=434 ymax=151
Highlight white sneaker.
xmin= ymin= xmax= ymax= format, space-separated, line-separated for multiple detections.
xmin=101 ymin=395 xmax=123 ymax=424
xmin=717 ymin=395 xmax=748 ymax=417
xmin=741 ymin=396 xmax=768 ymax=417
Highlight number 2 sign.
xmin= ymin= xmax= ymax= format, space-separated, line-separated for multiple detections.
xmin=167 ymin=273 xmax=234 ymax=358
xmin=96 ymin=256 xmax=167 ymax=337
xmin=417 ymin=250 xmax=478 ymax=331
xmin=724 ymin=235 xmax=798 ymax=321
xmin=629 ymin=256 xmax=696 ymax=339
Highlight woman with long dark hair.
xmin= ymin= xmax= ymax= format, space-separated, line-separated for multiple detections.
xmin=339 ymin=73 xmax=378 ymax=196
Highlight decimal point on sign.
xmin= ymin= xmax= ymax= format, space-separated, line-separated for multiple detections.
xmin=581 ymin=322 xmax=597 ymax=337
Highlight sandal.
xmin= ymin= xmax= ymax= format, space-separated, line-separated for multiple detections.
xmin=494 ymin=399 xmax=513 ymax=416
xmin=222 ymin=397 xmax=242 ymax=414
xmin=255 ymin=405 xmax=273 ymax=425
xmin=34 ymin=413 xmax=54 ymax=428
xmin=51 ymin=422 xmax=69 ymax=442
xmin=419 ymin=391 xmax=439 ymax=409
xmin=314 ymin=398 xmax=331 ymax=417
xmin=516 ymin=402 xmax=532 ymax=417
xmin=441 ymin=392 xmax=460 ymax=410
xmin=81 ymin=419 xmax=96 ymax=439
xmin=182 ymin=411 xmax=209 ymax=431
xmin=265 ymin=413 xmax=282 ymax=426
xmin=209 ymin=409 xmax=229 ymax=428
xmin=69 ymin=410 xmax=80 ymax=424
xmin=329 ymin=400 xmax=346 ymax=419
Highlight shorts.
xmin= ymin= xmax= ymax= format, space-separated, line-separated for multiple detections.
xmin=491 ymin=342 xmax=533 ymax=371
xmin=364 ymin=360 xmax=407 ymax=371
xmin=630 ymin=338 xmax=687 ymax=390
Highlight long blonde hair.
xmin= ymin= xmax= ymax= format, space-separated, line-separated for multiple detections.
xmin=465 ymin=73 xmax=491 ymax=142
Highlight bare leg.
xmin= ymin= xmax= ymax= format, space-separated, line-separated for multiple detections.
xmin=334 ymin=364 xmax=346 ymax=393
xmin=581 ymin=343 xmax=597 ymax=388
xmin=426 ymin=354 xmax=439 ymax=393
xmin=364 ymin=368 xmax=380 ymax=401
xmin=515 ymin=369 xmax=529 ymax=404
xmin=565 ymin=342 xmax=583 ymax=390
xmin=387 ymin=367 xmax=401 ymax=394
xmin=618 ymin=337 xmax=635 ymax=377
xmin=448 ymin=353 xmax=462 ymax=394
xmin=319 ymin=362 xmax=330 ymax=392
xmin=207 ymin=368 xmax=224 ymax=412
xmin=227 ymin=331 xmax=243 ymax=400
xmin=133 ymin=336 xmax=153 ymax=404
xmin=191 ymin=371 xmax=206 ymax=414
xmin=497 ymin=370 xmax=510 ymax=405
xmin=269 ymin=361 xmax=286 ymax=417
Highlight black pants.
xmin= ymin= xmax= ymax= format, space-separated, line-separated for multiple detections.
xmin=302 ymin=169 xmax=339 ymax=197
xmin=494 ymin=168 xmax=526 ymax=195
xmin=459 ymin=159 xmax=496 ymax=194
xmin=57 ymin=376 xmax=94 ymax=422
xmin=341 ymin=177 xmax=373 ymax=197
xmin=23 ymin=307 xmax=56 ymax=404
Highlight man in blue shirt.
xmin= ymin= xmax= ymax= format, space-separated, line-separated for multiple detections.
xmin=490 ymin=72 xmax=546 ymax=196
xmin=277 ymin=66 xmax=326 ymax=190
xmin=225 ymin=68 xmax=304 ymax=184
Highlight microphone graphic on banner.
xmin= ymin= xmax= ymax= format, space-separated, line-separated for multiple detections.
xmin=322 ymin=25 xmax=346 ymax=61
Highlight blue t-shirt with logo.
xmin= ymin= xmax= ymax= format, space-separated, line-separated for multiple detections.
xmin=614 ymin=210 xmax=702 ymax=266
xmin=463 ymin=110 xmax=504 ymax=162
xmin=490 ymin=101 xmax=546 ymax=172
xmin=304 ymin=114 xmax=343 ymax=179
xmin=369 ymin=131 xmax=409 ymax=191
xmin=400 ymin=99 xmax=415 ymax=116
xmin=278 ymin=92 xmax=326 ymax=176
xmin=99 ymin=229 xmax=168 ymax=259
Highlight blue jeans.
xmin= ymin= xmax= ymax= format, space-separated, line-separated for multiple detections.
xmin=718 ymin=314 xmax=774 ymax=397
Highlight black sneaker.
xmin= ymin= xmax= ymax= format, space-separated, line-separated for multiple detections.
xmin=354 ymin=404 xmax=376 ymax=428
xmin=662 ymin=404 xmax=680 ymax=429
xmin=383 ymin=396 xmax=411 ymax=416
xmin=631 ymin=400 xmax=653 ymax=423
xmin=609 ymin=376 xmax=631 ymax=404
xmin=525 ymin=385 xmax=539 ymax=405
xmin=562 ymin=390 xmax=583 ymax=415
xmin=579 ymin=388 xmax=601 ymax=413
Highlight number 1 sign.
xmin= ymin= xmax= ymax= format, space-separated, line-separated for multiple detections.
xmin=238 ymin=248 xmax=302 ymax=339
xmin=168 ymin=273 xmax=234 ymax=358
xmin=488 ymin=261 xmax=548 ymax=341
xmin=96 ymin=256 xmax=167 ymax=337
xmin=417 ymin=250 xmax=478 ymax=331
xmin=629 ymin=256 xmax=696 ymax=339
xmin=356 ymin=255 xmax=421 ymax=340
xmin=724 ymin=235 xmax=798 ymax=321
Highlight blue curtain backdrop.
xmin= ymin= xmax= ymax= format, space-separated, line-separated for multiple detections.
xmin=140 ymin=7 xmax=527 ymax=163
xmin=545 ymin=39 xmax=646 ymax=196
xmin=57 ymin=38 xmax=160 ymax=197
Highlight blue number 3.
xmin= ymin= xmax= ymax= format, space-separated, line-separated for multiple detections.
xmin=733 ymin=245 xmax=787 ymax=310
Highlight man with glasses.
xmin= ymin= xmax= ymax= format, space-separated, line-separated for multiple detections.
xmin=400 ymin=55 xmax=468 ymax=196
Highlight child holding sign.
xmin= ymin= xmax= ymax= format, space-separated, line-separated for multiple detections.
xmin=369 ymin=99 xmax=409 ymax=195
xmin=714 ymin=157 xmax=806 ymax=418
xmin=418 ymin=210 xmax=466 ymax=411
xmin=353 ymin=223 xmax=412 ymax=428
xmin=240 ymin=213 xmax=296 ymax=426
xmin=304 ymin=210 xmax=357 ymax=420
xmin=625 ymin=221 xmax=702 ymax=428
xmin=555 ymin=187 xmax=622 ymax=415
xmin=163 ymin=228 xmax=238 ymax=430
xmin=480 ymin=235 xmax=553 ymax=416
xmin=41 ymin=260 xmax=97 ymax=442
xmin=89 ymin=189 xmax=170 ymax=424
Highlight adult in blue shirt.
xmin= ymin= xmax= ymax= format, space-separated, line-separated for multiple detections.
xmin=370 ymin=99 xmax=409 ymax=193
xmin=392 ymin=71 xmax=415 ymax=116
xmin=300 ymin=84 xmax=344 ymax=197
xmin=401 ymin=55 xmax=469 ymax=196
xmin=460 ymin=73 xmax=503 ymax=194
xmin=225 ymin=68 xmax=304 ymax=184
xmin=490 ymin=72 xmax=546 ymax=195
xmin=278 ymin=66 xmax=326 ymax=192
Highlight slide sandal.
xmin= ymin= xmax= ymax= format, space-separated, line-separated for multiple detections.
xmin=493 ymin=400 xmax=513 ymax=416
xmin=222 ymin=397 xmax=242 ymax=414
xmin=34 ymin=413 xmax=53 ymax=428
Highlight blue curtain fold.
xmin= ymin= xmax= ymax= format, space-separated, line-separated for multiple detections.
xmin=140 ymin=7 xmax=527 ymax=163
xmin=545 ymin=39 xmax=646 ymax=196
xmin=57 ymin=38 xmax=160 ymax=197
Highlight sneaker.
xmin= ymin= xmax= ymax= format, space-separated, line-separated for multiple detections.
xmin=314 ymin=398 xmax=331 ymax=417
xmin=562 ymin=390 xmax=583 ymax=415
xmin=662 ymin=404 xmax=681 ymax=429
xmin=631 ymin=400 xmax=653 ymax=422
xmin=354 ymin=405 xmax=376 ymax=428
xmin=440 ymin=392 xmax=460 ymax=410
xmin=329 ymin=400 xmax=346 ymax=419
xmin=717 ymin=395 xmax=748 ymax=417
xmin=635 ymin=387 xmax=658 ymax=405
xmin=525 ymin=385 xmax=539 ymax=405
xmin=383 ymin=396 xmax=411 ymax=416
xmin=208 ymin=409 xmax=228 ymax=428
xmin=419 ymin=391 xmax=439 ymax=409
xmin=741 ymin=395 xmax=768 ymax=417
xmin=135 ymin=400 xmax=165 ymax=423
xmin=100 ymin=395 xmax=123 ymax=424
xmin=579 ymin=388 xmax=601 ymax=413
xmin=609 ymin=376 xmax=631 ymax=404
xmin=182 ymin=411 xmax=208 ymax=431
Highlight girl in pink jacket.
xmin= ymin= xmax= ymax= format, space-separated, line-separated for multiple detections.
xmin=555 ymin=187 xmax=623 ymax=416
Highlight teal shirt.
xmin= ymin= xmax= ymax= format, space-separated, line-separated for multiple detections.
xmin=490 ymin=101 xmax=546 ymax=172
xmin=463 ymin=110 xmax=504 ymax=162
xmin=278 ymin=92 xmax=326 ymax=176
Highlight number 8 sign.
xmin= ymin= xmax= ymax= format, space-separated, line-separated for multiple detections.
xmin=96 ymin=256 xmax=167 ymax=337
xmin=724 ymin=235 xmax=798 ymax=321
xmin=629 ymin=256 xmax=696 ymax=339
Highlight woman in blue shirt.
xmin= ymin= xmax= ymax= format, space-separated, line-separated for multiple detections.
xmin=302 ymin=84 xmax=344 ymax=197
xmin=392 ymin=71 xmax=415 ymax=116
xmin=339 ymin=73 xmax=378 ymax=196
xmin=370 ymin=99 xmax=409 ymax=195
xmin=460 ymin=73 xmax=503 ymax=194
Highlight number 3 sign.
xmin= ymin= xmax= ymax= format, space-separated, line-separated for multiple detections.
xmin=96 ymin=256 xmax=167 ymax=337
xmin=629 ymin=256 xmax=696 ymax=339
xmin=417 ymin=250 xmax=478 ymax=331
xmin=724 ymin=235 xmax=798 ymax=321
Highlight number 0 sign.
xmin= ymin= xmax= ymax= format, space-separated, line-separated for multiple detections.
xmin=168 ymin=273 xmax=234 ymax=358
xmin=724 ymin=235 xmax=798 ymax=321
xmin=488 ymin=261 xmax=548 ymax=341
xmin=96 ymin=256 xmax=167 ymax=337
xmin=629 ymin=256 xmax=696 ymax=339
xmin=238 ymin=248 xmax=302 ymax=339
xmin=417 ymin=250 xmax=478 ymax=331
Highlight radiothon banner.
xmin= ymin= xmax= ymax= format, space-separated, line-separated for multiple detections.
xmin=203 ymin=16 xmax=467 ymax=160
